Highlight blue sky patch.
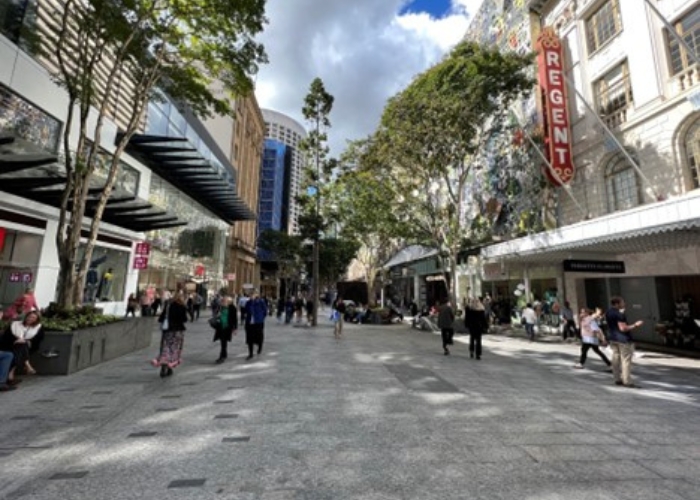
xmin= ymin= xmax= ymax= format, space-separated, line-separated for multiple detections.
xmin=400 ymin=0 xmax=453 ymax=17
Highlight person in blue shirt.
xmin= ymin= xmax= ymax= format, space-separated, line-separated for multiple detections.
xmin=244 ymin=291 xmax=268 ymax=360
xmin=605 ymin=296 xmax=643 ymax=388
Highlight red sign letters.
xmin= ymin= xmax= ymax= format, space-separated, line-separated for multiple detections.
xmin=537 ymin=27 xmax=574 ymax=186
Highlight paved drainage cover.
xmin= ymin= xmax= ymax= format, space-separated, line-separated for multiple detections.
xmin=128 ymin=431 xmax=158 ymax=438
xmin=214 ymin=414 xmax=239 ymax=419
xmin=222 ymin=437 xmax=250 ymax=443
xmin=384 ymin=364 xmax=461 ymax=394
xmin=50 ymin=471 xmax=89 ymax=480
xmin=168 ymin=479 xmax=206 ymax=488
xmin=214 ymin=400 xmax=235 ymax=404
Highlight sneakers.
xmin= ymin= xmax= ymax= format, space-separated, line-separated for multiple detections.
xmin=215 ymin=358 xmax=225 ymax=364
xmin=623 ymin=383 xmax=641 ymax=389
xmin=245 ymin=355 xmax=253 ymax=361
xmin=573 ymin=364 xmax=584 ymax=369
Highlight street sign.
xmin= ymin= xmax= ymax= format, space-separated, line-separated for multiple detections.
xmin=135 ymin=242 xmax=151 ymax=255
xmin=563 ymin=259 xmax=625 ymax=274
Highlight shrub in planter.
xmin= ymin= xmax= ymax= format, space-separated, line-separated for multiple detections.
xmin=38 ymin=303 xmax=122 ymax=332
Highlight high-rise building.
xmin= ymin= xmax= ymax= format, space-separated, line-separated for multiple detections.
xmin=261 ymin=109 xmax=307 ymax=235
xmin=258 ymin=139 xmax=287 ymax=236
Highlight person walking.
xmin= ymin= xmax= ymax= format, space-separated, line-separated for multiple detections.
xmin=276 ymin=296 xmax=285 ymax=324
xmin=574 ymin=308 xmax=611 ymax=370
xmin=238 ymin=293 xmax=249 ymax=325
xmin=153 ymin=292 xmax=188 ymax=377
xmin=561 ymin=301 xmax=577 ymax=340
xmin=465 ymin=298 xmax=487 ymax=360
xmin=125 ymin=293 xmax=138 ymax=317
xmin=244 ymin=291 xmax=268 ymax=360
xmin=305 ymin=297 xmax=314 ymax=326
xmin=0 ymin=351 xmax=15 ymax=392
xmin=140 ymin=291 xmax=152 ymax=317
xmin=606 ymin=296 xmax=643 ymax=388
xmin=522 ymin=303 xmax=538 ymax=342
xmin=213 ymin=296 xmax=237 ymax=364
xmin=438 ymin=299 xmax=455 ymax=355
xmin=192 ymin=292 xmax=203 ymax=320
xmin=332 ymin=297 xmax=346 ymax=339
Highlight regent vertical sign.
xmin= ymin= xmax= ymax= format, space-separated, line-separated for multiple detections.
xmin=537 ymin=27 xmax=574 ymax=186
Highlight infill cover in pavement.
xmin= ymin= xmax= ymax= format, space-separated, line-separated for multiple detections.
xmin=384 ymin=364 xmax=461 ymax=393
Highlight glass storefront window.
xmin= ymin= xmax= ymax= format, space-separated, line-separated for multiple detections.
xmin=0 ymin=229 xmax=42 ymax=309
xmin=0 ymin=84 xmax=62 ymax=153
xmin=78 ymin=245 xmax=129 ymax=303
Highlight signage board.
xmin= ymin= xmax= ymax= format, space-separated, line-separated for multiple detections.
xmin=133 ymin=256 xmax=149 ymax=270
xmin=226 ymin=273 xmax=236 ymax=281
xmin=8 ymin=271 xmax=33 ymax=283
xmin=135 ymin=242 xmax=151 ymax=256
xmin=563 ymin=259 xmax=625 ymax=274
xmin=537 ymin=27 xmax=574 ymax=186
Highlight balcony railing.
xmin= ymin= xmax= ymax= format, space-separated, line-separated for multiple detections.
xmin=672 ymin=64 xmax=699 ymax=93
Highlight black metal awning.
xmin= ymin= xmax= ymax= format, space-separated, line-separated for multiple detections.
xmin=120 ymin=133 xmax=256 ymax=223
xmin=0 ymin=134 xmax=187 ymax=232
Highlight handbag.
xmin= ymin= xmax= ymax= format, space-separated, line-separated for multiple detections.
xmin=160 ymin=303 xmax=170 ymax=331
xmin=209 ymin=316 xmax=222 ymax=330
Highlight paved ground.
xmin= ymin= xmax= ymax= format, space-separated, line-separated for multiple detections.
xmin=2 ymin=314 xmax=700 ymax=500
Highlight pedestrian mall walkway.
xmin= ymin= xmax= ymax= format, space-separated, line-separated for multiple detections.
xmin=1 ymin=316 xmax=700 ymax=500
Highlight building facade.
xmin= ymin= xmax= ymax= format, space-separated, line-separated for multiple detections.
xmin=0 ymin=4 xmax=252 ymax=313
xmin=472 ymin=0 xmax=700 ymax=347
xmin=227 ymin=95 xmax=265 ymax=294
xmin=261 ymin=109 xmax=307 ymax=235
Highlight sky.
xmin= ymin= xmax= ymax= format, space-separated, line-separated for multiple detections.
xmin=254 ymin=0 xmax=484 ymax=156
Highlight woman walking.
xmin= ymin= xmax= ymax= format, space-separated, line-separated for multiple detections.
xmin=574 ymin=308 xmax=611 ymax=370
xmin=465 ymin=298 xmax=487 ymax=360
xmin=332 ymin=297 xmax=346 ymax=339
xmin=213 ymin=296 xmax=237 ymax=364
xmin=438 ymin=299 xmax=455 ymax=355
xmin=244 ymin=291 xmax=268 ymax=360
xmin=153 ymin=292 xmax=188 ymax=377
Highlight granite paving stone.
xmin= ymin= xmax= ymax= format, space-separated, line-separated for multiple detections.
xmin=1 ymin=315 xmax=700 ymax=499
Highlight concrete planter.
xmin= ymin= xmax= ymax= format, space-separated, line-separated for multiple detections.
xmin=31 ymin=318 xmax=154 ymax=375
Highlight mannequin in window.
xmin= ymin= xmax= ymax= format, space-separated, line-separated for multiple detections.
xmin=84 ymin=255 xmax=107 ymax=303
xmin=97 ymin=267 xmax=114 ymax=301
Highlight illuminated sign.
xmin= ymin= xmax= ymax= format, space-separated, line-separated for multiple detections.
xmin=537 ymin=27 xmax=574 ymax=186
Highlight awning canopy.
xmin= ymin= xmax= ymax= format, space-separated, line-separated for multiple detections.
xmin=121 ymin=133 xmax=255 ymax=223
xmin=383 ymin=245 xmax=439 ymax=269
xmin=0 ymin=133 xmax=186 ymax=232
xmin=482 ymin=190 xmax=700 ymax=266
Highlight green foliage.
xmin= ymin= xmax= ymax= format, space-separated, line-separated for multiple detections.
xmin=302 ymin=237 xmax=360 ymax=286
xmin=0 ymin=304 xmax=123 ymax=332
xmin=177 ymin=226 xmax=218 ymax=258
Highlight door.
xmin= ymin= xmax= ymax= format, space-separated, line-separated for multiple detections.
xmin=620 ymin=277 xmax=659 ymax=344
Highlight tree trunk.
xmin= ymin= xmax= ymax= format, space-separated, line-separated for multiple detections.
xmin=311 ymin=238 xmax=320 ymax=326
xmin=449 ymin=253 xmax=458 ymax=307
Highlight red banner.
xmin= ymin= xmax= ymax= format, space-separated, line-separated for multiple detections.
xmin=537 ymin=27 xmax=574 ymax=186
xmin=0 ymin=227 xmax=5 ymax=253
xmin=133 ymin=256 xmax=149 ymax=270
xmin=135 ymin=242 xmax=151 ymax=256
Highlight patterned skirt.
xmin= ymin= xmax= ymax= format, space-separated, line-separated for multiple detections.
xmin=152 ymin=330 xmax=185 ymax=368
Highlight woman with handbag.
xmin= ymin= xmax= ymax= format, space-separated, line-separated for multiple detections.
xmin=574 ymin=308 xmax=612 ymax=370
xmin=212 ymin=296 xmax=237 ymax=364
xmin=153 ymin=292 xmax=188 ymax=377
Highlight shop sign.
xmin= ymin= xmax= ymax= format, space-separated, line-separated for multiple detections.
xmin=133 ymin=256 xmax=149 ymax=270
xmin=563 ymin=259 xmax=625 ymax=274
xmin=226 ymin=273 xmax=236 ymax=281
xmin=0 ymin=227 xmax=6 ymax=252
xmin=425 ymin=274 xmax=445 ymax=282
xmin=9 ymin=271 xmax=33 ymax=283
xmin=135 ymin=242 xmax=151 ymax=256
xmin=537 ymin=27 xmax=574 ymax=187
xmin=194 ymin=265 xmax=205 ymax=277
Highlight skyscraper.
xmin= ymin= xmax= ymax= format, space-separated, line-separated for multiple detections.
xmin=261 ymin=109 xmax=306 ymax=235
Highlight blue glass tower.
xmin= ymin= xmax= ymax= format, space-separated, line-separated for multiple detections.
xmin=257 ymin=139 xmax=287 ymax=259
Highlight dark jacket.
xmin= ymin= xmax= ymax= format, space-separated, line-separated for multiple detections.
xmin=437 ymin=304 xmax=455 ymax=329
xmin=214 ymin=304 xmax=238 ymax=342
xmin=464 ymin=308 xmax=487 ymax=335
xmin=245 ymin=298 xmax=268 ymax=326
xmin=0 ymin=323 xmax=45 ymax=353
xmin=159 ymin=301 xmax=188 ymax=332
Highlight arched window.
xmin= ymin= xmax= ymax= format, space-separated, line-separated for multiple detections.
xmin=605 ymin=154 xmax=640 ymax=212
xmin=683 ymin=118 xmax=700 ymax=190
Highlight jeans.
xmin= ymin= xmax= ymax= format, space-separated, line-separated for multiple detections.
xmin=580 ymin=343 xmax=610 ymax=366
xmin=0 ymin=351 xmax=13 ymax=384
xmin=611 ymin=342 xmax=634 ymax=385
xmin=525 ymin=323 xmax=535 ymax=340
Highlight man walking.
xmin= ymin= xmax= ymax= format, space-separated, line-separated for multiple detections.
xmin=561 ymin=301 xmax=576 ymax=340
xmin=244 ymin=291 xmax=268 ymax=360
xmin=605 ymin=296 xmax=643 ymax=388
xmin=438 ymin=299 xmax=455 ymax=355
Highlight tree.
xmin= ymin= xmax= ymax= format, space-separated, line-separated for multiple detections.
xmin=327 ymin=137 xmax=402 ymax=299
xmin=43 ymin=0 xmax=267 ymax=308
xmin=257 ymin=229 xmax=303 ymax=298
xmin=298 ymin=77 xmax=334 ymax=325
xmin=375 ymin=41 xmax=535 ymax=303
xmin=302 ymin=238 xmax=360 ymax=290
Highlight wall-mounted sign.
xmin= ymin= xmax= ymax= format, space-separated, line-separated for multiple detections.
xmin=135 ymin=242 xmax=151 ymax=256
xmin=225 ymin=273 xmax=236 ymax=281
xmin=133 ymin=256 xmax=149 ymax=270
xmin=425 ymin=274 xmax=445 ymax=282
xmin=9 ymin=271 xmax=33 ymax=283
xmin=563 ymin=259 xmax=625 ymax=274
xmin=194 ymin=264 xmax=205 ymax=277
xmin=0 ymin=227 xmax=6 ymax=253
xmin=537 ymin=27 xmax=574 ymax=187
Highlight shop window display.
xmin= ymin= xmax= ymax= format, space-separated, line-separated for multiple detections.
xmin=79 ymin=246 xmax=129 ymax=303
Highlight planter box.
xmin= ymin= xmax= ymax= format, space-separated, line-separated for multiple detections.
xmin=30 ymin=318 xmax=154 ymax=375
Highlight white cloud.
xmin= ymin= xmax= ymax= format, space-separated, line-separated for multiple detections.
xmin=254 ymin=0 xmax=484 ymax=156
